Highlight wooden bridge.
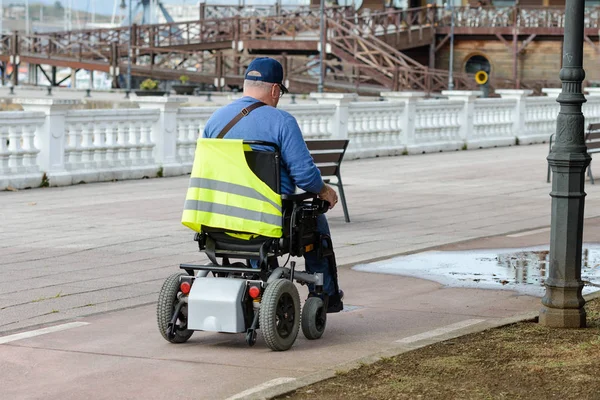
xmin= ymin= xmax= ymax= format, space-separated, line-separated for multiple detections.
xmin=0 ymin=4 xmax=598 ymax=94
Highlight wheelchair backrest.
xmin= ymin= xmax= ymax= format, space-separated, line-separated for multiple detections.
xmin=182 ymin=139 xmax=283 ymax=238
xmin=243 ymin=141 xmax=281 ymax=194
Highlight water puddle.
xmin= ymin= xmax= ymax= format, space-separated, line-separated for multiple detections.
xmin=352 ymin=244 xmax=600 ymax=297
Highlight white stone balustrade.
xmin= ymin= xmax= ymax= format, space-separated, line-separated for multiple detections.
xmin=413 ymin=99 xmax=463 ymax=152
xmin=63 ymin=108 xmax=160 ymax=185
xmin=176 ymin=107 xmax=215 ymax=169
xmin=3 ymin=88 xmax=600 ymax=190
xmin=0 ymin=111 xmax=45 ymax=189
xmin=523 ymin=97 xmax=560 ymax=143
xmin=346 ymin=101 xmax=405 ymax=159
xmin=471 ymin=98 xmax=516 ymax=148
xmin=282 ymin=102 xmax=338 ymax=139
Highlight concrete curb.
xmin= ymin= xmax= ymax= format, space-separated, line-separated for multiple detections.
xmin=242 ymin=291 xmax=600 ymax=400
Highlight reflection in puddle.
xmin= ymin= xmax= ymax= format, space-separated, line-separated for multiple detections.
xmin=352 ymin=244 xmax=600 ymax=297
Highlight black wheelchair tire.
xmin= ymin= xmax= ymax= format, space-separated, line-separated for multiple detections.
xmin=301 ymin=297 xmax=327 ymax=340
xmin=157 ymin=272 xmax=194 ymax=344
xmin=259 ymin=279 xmax=300 ymax=351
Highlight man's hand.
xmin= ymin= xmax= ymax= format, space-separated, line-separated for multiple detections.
xmin=318 ymin=184 xmax=338 ymax=209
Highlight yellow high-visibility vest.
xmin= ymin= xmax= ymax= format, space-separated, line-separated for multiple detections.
xmin=181 ymin=139 xmax=283 ymax=238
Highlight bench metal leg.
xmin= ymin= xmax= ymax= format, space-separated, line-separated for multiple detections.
xmin=335 ymin=174 xmax=350 ymax=223
xmin=589 ymin=163 xmax=594 ymax=185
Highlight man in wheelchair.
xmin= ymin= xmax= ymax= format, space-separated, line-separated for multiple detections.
xmin=199 ymin=57 xmax=344 ymax=313
xmin=157 ymin=58 xmax=344 ymax=351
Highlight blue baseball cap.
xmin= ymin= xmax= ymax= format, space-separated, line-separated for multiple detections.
xmin=244 ymin=57 xmax=288 ymax=94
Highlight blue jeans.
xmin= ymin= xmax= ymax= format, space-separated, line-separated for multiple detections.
xmin=304 ymin=213 xmax=336 ymax=296
xmin=251 ymin=214 xmax=336 ymax=296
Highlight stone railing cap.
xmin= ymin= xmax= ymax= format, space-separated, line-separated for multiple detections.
xmin=585 ymin=88 xmax=600 ymax=96
xmin=441 ymin=90 xmax=481 ymax=97
xmin=495 ymin=89 xmax=534 ymax=96
xmin=132 ymin=96 xmax=187 ymax=104
xmin=309 ymin=93 xmax=358 ymax=102
xmin=13 ymin=98 xmax=81 ymax=106
xmin=380 ymin=91 xmax=427 ymax=99
xmin=541 ymin=88 xmax=562 ymax=98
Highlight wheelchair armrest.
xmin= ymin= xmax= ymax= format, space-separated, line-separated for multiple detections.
xmin=281 ymin=192 xmax=317 ymax=202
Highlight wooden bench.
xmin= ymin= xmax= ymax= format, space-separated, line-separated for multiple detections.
xmin=305 ymin=139 xmax=351 ymax=223
xmin=547 ymin=122 xmax=600 ymax=184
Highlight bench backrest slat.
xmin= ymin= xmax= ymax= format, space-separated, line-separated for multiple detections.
xmin=585 ymin=124 xmax=600 ymax=152
xmin=311 ymin=152 xmax=344 ymax=164
xmin=588 ymin=123 xmax=600 ymax=132
xmin=306 ymin=140 xmax=349 ymax=152
xmin=587 ymin=132 xmax=600 ymax=140
xmin=316 ymin=165 xmax=339 ymax=176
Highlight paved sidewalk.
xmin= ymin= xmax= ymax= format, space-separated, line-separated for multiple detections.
xmin=2 ymin=143 xmax=600 ymax=399
xmin=3 ymin=143 xmax=600 ymax=332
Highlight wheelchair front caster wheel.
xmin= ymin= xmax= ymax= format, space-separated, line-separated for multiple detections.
xmin=246 ymin=329 xmax=257 ymax=347
xmin=301 ymin=297 xmax=327 ymax=340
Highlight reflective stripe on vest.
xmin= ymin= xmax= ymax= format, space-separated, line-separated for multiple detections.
xmin=188 ymin=178 xmax=282 ymax=214
xmin=181 ymin=139 xmax=283 ymax=237
xmin=183 ymin=200 xmax=282 ymax=227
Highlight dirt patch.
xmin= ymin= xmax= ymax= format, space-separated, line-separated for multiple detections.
xmin=277 ymin=298 xmax=600 ymax=400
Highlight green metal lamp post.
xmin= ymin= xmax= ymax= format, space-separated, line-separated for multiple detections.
xmin=541 ymin=0 xmax=589 ymax=328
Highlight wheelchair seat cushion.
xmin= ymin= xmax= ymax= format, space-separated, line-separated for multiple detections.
xmin=206 ymin=231 xmax=273 ymax=253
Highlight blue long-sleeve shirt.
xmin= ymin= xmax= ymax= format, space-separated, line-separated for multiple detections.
xmin=202 ymin=96 xmax=324 ymax=195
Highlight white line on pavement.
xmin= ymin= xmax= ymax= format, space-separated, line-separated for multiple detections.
xmin=0 ymin=322 xmax=90 ymax=345
xmin=225 ymin=377 xmax=297 ymax=400
xmin=506 ymin=227 xmax=551 ymax=238
xmin=395 ymin=319 xmax=486 ymax=344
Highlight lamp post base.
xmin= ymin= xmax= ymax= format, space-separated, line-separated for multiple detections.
xmin=539 ymin=305 xmax=586 ymax=328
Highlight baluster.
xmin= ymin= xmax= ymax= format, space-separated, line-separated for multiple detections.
xmin=105 ymin=122 xmax=117 ymax=164
xmin=22 ymin=124 xmax=37 ymax=171
xmin=362 ymin=112 xmax=371 ymax=148
xmin=451 ymin=109 xmax=459 ymax=140
xmin=382 ymin=109 xmax=391 ymax=133
xmin=353 ymin=113 xmax=363 ymax=146
xmin=310 ymin=115 xmax=319 ymax=138
xmin=177 ymin=119 xmax=187 ymax=162
xmin=424 ymin=108 xmax=434 ymax=142
xmin=347 ymin=113 xmax=356 ymax=139
xmin=81 ymin=123 xmax=94 ymax=168
xmin=141 ymin=122 xmax=153 ymax=163
xmin=501 ymin=107 xmax=507 ymax=135
xmin=93 ymin=122 xmax=106 ymax=166
xmin=350 ymin=113 xmax=360 ymax=146
xmin=413 ymin=111 xmax=422 ymax=143
xmin=7 ymin=125 xmax=23 ymax=172
xmin=478 ymin=108 xmax=486 ymax=138
xmin=117 ymin=122 xmax=130 ymax=167
xmin=129 ymin=121 xmax=141 ymax=165
xmin=360 ymin=113 xmax=368 ymax=144
xmin=430 ymin=110 xmax=439 ymax=141
xmin=189 ymin=120 xmax=199 ymax=160
xmin=0 ymin=126 xmax=10 ymax=173
xmin=63 ymin=124 xmax=73 ymax=169
xmin=319 ymin=114 xmax=328 ymax=138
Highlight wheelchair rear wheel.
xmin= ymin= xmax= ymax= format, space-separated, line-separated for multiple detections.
xmin=301 ymin=297 xmax=327 ymax=340
xmin=157 ymin=272 xmax=194 ymax=343
xmin=259 ymin=279 xmax=300 ymax=351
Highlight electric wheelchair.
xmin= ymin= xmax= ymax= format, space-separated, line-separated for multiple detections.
xmin=156 ymin=139 xmax=341 ymax=351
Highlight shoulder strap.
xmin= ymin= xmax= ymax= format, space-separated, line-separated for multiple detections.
xmin=217 ymin=101 xmax=267 ymax=139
